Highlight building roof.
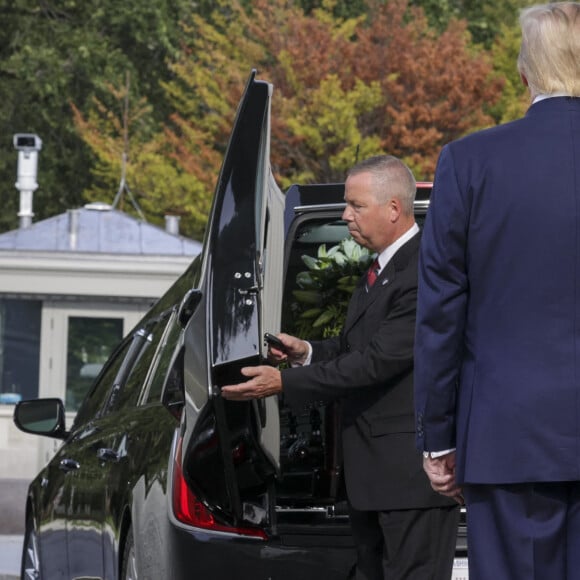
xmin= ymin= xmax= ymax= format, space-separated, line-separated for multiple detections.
xmin=0 ymin=203 xmax=202 ymax=256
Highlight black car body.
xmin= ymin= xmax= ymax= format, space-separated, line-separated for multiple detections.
xmin=14 ymin=71 xmax=466 ymax=580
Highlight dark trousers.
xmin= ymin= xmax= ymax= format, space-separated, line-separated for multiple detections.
xmin=465 ymin=482 xmax=580 ymax=580
xmin=348 ymin=504 xmax=459 ymax=580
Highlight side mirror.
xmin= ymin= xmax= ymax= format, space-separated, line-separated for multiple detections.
xmin=13 ymin=398 xmax=69 ymax=440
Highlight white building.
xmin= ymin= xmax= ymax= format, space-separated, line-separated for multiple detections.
xmin=0 ymin=203 xmax=201 ymax=480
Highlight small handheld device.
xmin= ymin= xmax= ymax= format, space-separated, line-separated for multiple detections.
xmin=264 ymin=332 xmax=287 ymax=352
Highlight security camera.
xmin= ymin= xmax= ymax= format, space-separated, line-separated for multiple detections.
xmin=13 ymin=133 xmax=42 ymax=152
xmin=13 ymin=133 xmax=42 ymax=228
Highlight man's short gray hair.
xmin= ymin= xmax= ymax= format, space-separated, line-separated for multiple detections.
xmin=347 ymin=155 xmax=416 ymax=215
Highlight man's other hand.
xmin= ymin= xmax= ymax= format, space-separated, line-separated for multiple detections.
xmin=267 ymin=333 xmax=310 ymax=366
xmin=423 ymin=451 xmax=464 ymax=505
xmin=221 ymin=366 xmax=283 ymax=400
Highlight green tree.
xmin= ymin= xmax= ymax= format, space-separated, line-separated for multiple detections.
xmin=410 ymin=0 xmax=536 ymax=48
xmin=488 ymin=22 xmax=530 ymax=124
xmin=298 ymin=0 xmax=368 ymax=19
xmin=0 ymin=0 xmax=190 ymax=233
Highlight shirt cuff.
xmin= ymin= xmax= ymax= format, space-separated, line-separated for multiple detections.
xmin=290 ymin=342 xmax=312 ymax=367
xmin=423 ymin=448 xmax=456 ymax=458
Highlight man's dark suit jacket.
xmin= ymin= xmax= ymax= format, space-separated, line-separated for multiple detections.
xmin=415 ymin=97 xmax=580 ymax=485
xmin=282 ymin=232 xmax=455 ymax=512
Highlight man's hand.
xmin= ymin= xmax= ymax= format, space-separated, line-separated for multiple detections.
xmin=267 ymin=333 xmax=310 ymax=366
xmin=423 ymin=451 xmax=464 ymax=505
xmin=221 ymin=366 xmax=283 ymax=400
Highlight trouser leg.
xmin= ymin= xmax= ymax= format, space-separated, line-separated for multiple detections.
xmin=348 ymin=505 xmax=383 ymax=580
xmin=378 ymin=505 xmax=458 ymax=580
xmin=565 ymin=482 xmax=580 ymax=579
xmin=464 ymin=482 xmax=572 ymax=580
xmin=348 ymin=503 xmax=459 ymax=580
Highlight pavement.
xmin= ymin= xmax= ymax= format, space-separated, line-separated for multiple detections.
xmin=0 ymin=535 xmax=21 ymax=580
xmin=0 ymin=478 xmax=28 ymax=580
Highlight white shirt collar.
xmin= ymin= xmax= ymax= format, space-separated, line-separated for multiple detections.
xmin=376 ymin=223 xmax=419 ymax=274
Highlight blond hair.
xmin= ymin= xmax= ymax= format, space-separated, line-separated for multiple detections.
xmin=517 ymin=2 xmax=580 ymax=97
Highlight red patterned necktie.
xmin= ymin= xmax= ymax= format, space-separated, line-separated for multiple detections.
xmin=366 ymin=258 xmax=380 ymax=289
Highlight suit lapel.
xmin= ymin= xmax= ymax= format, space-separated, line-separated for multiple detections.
xmin=342 ymin=232 xmax=420 ymax=335
xmin=343 ymin=279 xmax=367 ymax=332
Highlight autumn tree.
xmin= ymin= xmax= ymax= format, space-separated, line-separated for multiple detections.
xmin=71 ymin=0 xmax=506 ymax=237
xmin=71 ymin=73 xmax=215 ymax=239
xmin=0 ymin=0 xmax=527 ymax=238
xmin=162 ymin=0 xmax=502 ymax=192
xmin=245 ymin=0 xmax=502 ymax=179
xmin=407 ymin=0 xmax=537 ymax=126
xmin=350 ymin=1 xmax=503 ymax=177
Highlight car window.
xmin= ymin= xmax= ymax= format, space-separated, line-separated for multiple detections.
xmin=72 ymin=339 xmax=131 ymax=427
xmin=143 ymin=313 xmax=183 ymax=404
xmin=105 ymin=316 xmax=171 ymax=414
xmin=160 ymin=347 xmax=185 ymax=417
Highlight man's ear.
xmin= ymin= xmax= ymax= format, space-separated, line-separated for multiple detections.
xmin=520 ymin=72 xmax=529 ymax=87
xmin=519 ymin=72 xmax=536 ymax=103
xmin=389 ymin=197 xmax=402 ymax=222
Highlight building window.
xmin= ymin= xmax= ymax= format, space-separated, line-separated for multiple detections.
xmin=66 ymin=317 xmax=123 ymax=411
xmin=0 ymin=299 xmax=41 ymax=403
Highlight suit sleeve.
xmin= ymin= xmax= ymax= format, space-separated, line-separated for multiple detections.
xmin=414 ymin=144 xmax=469 ymax=452
xmin=310 ymin=335 xmax=342 ymax=364
xmin=281 ymin=280 xmax=416 ymax=406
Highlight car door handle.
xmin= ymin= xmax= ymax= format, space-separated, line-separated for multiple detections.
xmin=237 ymin=285 xmax=259 ymax=296
xmin=97 ymin=448 xmax=120 ymax=463
xmin=59 ymin=458 xmax=80 ymax=472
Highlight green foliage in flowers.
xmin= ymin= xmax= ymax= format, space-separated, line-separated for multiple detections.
xmin=289 ymin=237 xmax=373 ymax=339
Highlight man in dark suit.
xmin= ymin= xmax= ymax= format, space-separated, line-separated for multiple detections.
xmin=414 ymin=3 xmax=580 ymax=579
xmin=222 ymin=155 xmax=459 ymax=580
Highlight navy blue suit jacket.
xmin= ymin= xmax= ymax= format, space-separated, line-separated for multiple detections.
xmin=414 ymin=97 xmax=580 ymax=485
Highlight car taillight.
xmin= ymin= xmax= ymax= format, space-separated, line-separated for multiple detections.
xmin=172 ymin=436 xmax=267 ymax=540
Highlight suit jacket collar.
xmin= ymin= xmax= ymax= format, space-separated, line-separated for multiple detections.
xmin=526 ymin=96 xmax=580 ymax=118
xmin=369 ymin=230 xmax=420 ymax=294
xmin=375 ymin=222 xmax=419 ymax=274
xmin=384 ymin=229 xmax=421 ymax=275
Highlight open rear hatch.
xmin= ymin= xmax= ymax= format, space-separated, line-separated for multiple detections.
xmin=179 ymin=70 xmax=284 ymax=535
